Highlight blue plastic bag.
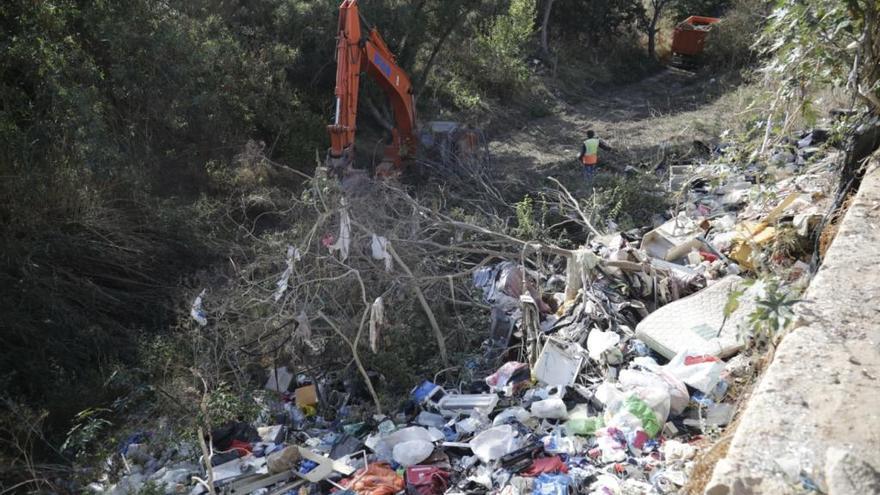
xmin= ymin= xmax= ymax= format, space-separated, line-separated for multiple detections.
xmin=533 ymin=473 xmax=572 ymax=495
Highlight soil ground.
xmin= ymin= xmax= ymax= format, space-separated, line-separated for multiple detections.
xmin=490 ymin=68 xmax=744 ymax=190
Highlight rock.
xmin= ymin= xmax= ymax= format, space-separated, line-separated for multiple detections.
xmin=825 ymin=447 xmax=880 ymax=495
xmin=110 ymin=473 xmax=145 ymax=495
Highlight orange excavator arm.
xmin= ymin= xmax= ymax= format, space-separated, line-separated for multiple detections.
xmin=327 ymin=0 xmax=417 ymax=175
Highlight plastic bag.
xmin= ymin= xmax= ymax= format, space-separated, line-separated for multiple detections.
xmin=587 ymin=330 xmax=621 ymax=361
xmin=662 ymin=350 xmax=725 ymax=394
xmin=485 ymin=361 xmax=529 ymax=392
xmin=469 ymin=425 xmax=520 ymax=463
xmin=372 ymin=426 xmax=434 ymax=461
xmin=619 ymin=368 xmax=688 ymax=417
xmin=371 ymin=235 xmax=393 ymax=272
xmin=342 ymin=463 xmax=404 ymax=495
xmin=329 ymin=208 xmax=351 ymax=261
xmin=564 ymin=416 xmax=604 ymax=436
xmin=369 ymin=297 xmax=386 ymax=354
xmin=623 ymin=396 xmax=661 ymax=437
xmin=533 ymin=474 xmax=572 ymax=495
xmin=493 ymin=407 xmax=533 ymax=427
xmin=274 ymin=246 xmax=300 ymax=302
xmin=190 ymin=289 xmax=208 ymax=326
xmin=393 ymin=440 xmax=434 ymax=467
xmin=541 ymin=430 xmax=583 ymax=455
xmin=530 ymin=397 xmax=568 ymax=419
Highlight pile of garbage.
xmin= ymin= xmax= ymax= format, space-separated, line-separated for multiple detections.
xmin=94 ymin=129 xmax=842 ymax=495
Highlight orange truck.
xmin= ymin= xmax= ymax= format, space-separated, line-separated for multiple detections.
xmin=671 ymin=16 xmax=721 ymax=58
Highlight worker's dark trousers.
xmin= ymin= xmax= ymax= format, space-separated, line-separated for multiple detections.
xmin=583 ymin=165 xmax=596 ymax=184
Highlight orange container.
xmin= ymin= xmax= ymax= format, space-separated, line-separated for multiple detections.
xmin=671 ymin=16 xmax=721 ymax=56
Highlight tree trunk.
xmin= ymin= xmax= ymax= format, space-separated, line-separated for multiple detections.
xmin=415 ymin=8 xmax=472 ymax=96
xmin=540 ymin=0 xmax=556 ymax=58
xmin=646 ymin=1 xmax=664 ymax=59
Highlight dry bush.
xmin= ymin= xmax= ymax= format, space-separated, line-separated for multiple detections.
xmin=150 ymin=158 xmax=576 ymax=420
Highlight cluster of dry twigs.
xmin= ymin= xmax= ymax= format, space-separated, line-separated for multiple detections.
xmin=173 ymin=152 xmax=601 ymax=417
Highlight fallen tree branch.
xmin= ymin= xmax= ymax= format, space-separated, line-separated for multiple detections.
xmin=318 ymin=310 xmax=382 ymax=415
xmin=386 ymin=243 xmax=450 ymax=367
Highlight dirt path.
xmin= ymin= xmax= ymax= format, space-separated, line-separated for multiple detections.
xmin=491 ymin=68 xmax=739 ymax=187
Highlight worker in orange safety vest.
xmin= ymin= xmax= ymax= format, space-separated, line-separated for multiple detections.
xmin=577 ymin=130 xmax=611 ymax=185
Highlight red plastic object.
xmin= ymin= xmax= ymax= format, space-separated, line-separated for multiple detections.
xmin=405 ymin=465 xmax=450 ymax=495
xmin=684 ymin=354 xmax=720 ymax=366
xmin=671 ymin=16 xmax=721 ymax=56
xmin=699 ymin=251 xmax=719 ymax=262
xmin=228 ymin=439 xmax=253 ymax=455
xmin=521 ymin=456 xmax=569 ymax=477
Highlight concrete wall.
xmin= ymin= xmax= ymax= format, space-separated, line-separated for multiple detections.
xmin=706 ymin=160 xmax=880 ymax=495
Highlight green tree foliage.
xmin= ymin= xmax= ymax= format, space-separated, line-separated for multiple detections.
xmin=761 ymin=0 xmax=880 ymax=114
xmin=671 ymin=0 xmax=730 ymax=21
xmin=0 ymin=0 xmax=548 ymax=453
xmin=545 ymin=0 xmax=643 ymax=48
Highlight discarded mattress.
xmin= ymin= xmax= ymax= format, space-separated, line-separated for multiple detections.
xmin=635 ymin=275 xmax=755 ymax=359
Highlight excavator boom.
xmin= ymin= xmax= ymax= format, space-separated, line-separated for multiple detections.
xmin=327 ymin=0 xmax=417 ymax=175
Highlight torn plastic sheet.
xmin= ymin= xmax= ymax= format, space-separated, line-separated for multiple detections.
xmin=370 ymin=297 xmax=386 ymax=354
xmin=274 ymin=245 xmax=301 ymax=302
xmin=564 ymin=249 xmax=601 ymax=301
xmin=371 ymin=235 xmax=393 ymax=272
xmin=190 ymin=289 xmax=208 ymax=326
xmin=329 ymin=208 xmax=352 ymax=261
xmin=295 ymin=311 xmax=322 ymax=353
xmin=265 ymin=366 xmax=294 ymax=393
xmin=586 ymin=330 xmax=621 ymax=361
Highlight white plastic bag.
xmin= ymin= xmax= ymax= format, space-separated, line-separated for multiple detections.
xmin=662 ymin=350 xmax=726 ymax=394
xmin=274 ymin=245 xmax=300 ymax=302
xmin=371 ymin=235 xmax=393 ymax=272
xmin=329 ymin=208 xmax=351 ymax=261
xmin=619 ymin=368 xmax=689 ymax=417
xmin=372 ymin=426 xmax=434 ymax=461
xmin=190 ymin=289 xmax=208 ymax=326
xmin=530 ymin=397 xmax=569 ymax=419
xmin=469 ymin=425 xmax=520 ymax=463
xmin=587 ymin=330 xmax=620 ymax=361
xmin=369 ymin=297 xmax=386 ymax=353
xmin=392 ymin=440 xmax=434 ymax=467
xmin=492 ymin=407 xmax=533 ymax=427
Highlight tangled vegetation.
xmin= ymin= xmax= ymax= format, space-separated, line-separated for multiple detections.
xmin=2 ymin=0 xmax=878 ymax=492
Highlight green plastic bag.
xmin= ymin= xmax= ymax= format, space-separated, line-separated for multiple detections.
xmin=625 ymin=396 xmax=661 ymax=437
xmin=564 ymin=416 xmax=604 ymax=436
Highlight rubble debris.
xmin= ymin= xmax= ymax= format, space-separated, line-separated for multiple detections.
xmin=93 ymin=126 xmax=844 ymax=495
